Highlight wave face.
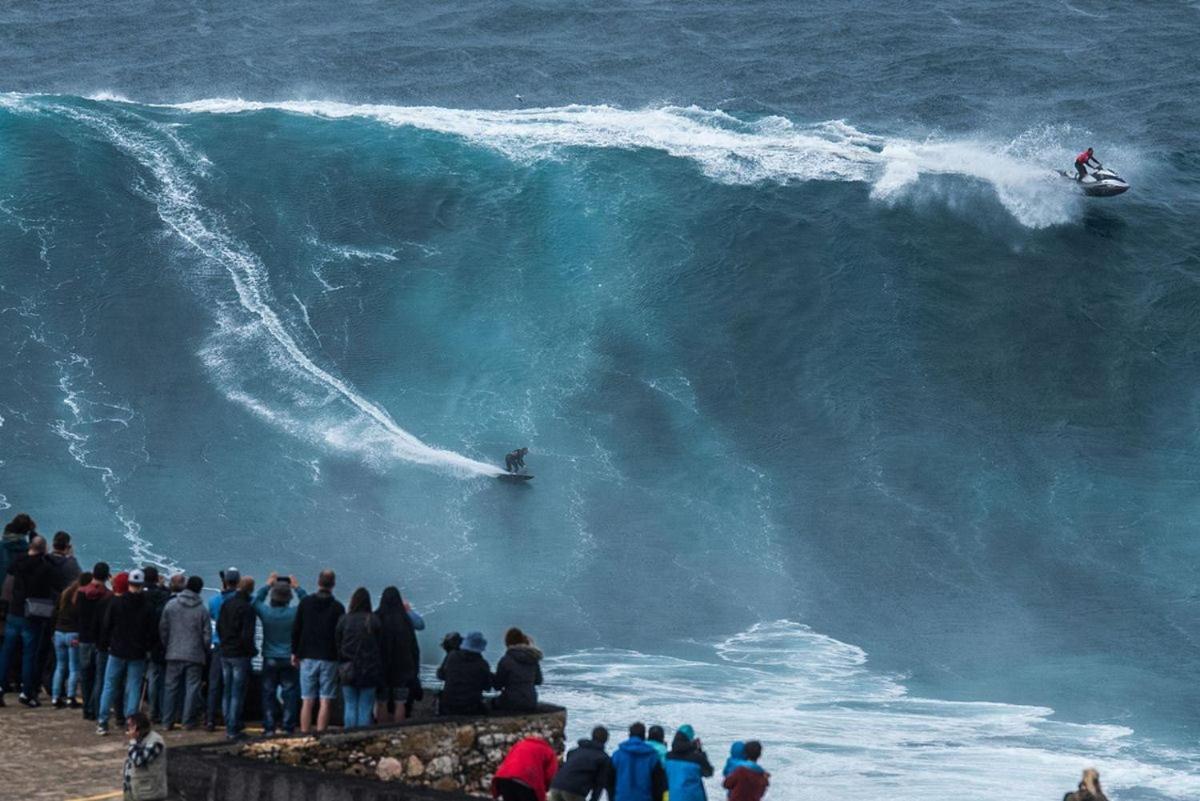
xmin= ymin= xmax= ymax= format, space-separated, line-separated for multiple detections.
xmin=2 ymin=83 xmax=1199 ymax=800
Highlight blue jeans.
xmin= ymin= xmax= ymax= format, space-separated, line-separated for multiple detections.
xmin=221 ymin=656 xmax=251 ymax=737
xmin=98 ymin=655 xmax=145 ymax=725
xmin=261 ymin=657 xmax=299 ymax=734
xmin=0 ymin=616 xmax=48 ymax=698
xmin=162 ymin=660 xmax=203 ymax=727
xmin=341 ymin=685 xmax=376 ymax=729
xmin=52 ymin=630 xmax=81 ymax=701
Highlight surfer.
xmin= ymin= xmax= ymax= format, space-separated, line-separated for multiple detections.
xmin=1074 ymin=147 xmax=1101 ymax=181
xmin=504 ymin=447 xmax=529 ymax=473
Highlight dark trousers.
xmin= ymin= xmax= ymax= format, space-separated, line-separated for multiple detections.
xmin=145 ymin=660 xmax=166 ymax=721
xmin=162 ymin=660 xmax=203 ymax=727
xmin=261 ymin=657 xmax=299 ymax=734
xmin=79 ymin=642 xmax=99 ymax=718
xmin=205 ymin=648 xmax=224 ymax=727
xmin=495 ymin=779 xmax=539 ymax=801
xmin=0 ymin=616 xmax=48 ymax=698
xmin=1075 ymin=161 xmax=1087 ymax=180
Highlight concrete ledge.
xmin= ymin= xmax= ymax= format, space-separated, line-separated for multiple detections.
xmin=169 ymin=705 xmax=567 ymax=801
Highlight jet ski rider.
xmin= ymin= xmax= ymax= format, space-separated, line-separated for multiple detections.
xmin=1075 ymin=147 xmax=1101 ymax=181
xmin=505 ymin=447 xmax=529 ymax=473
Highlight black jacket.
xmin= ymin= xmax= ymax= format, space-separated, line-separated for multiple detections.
xmin=437 ymin=649 xmax=492 ymax=716
xmin=377 ymin=608 xmax=419 ymax=688
xmin=493 ymin=643 xmax=543 ymax=712
xmin=143 ymin=585 xmax=172 ymax=663
xmin=100 ymin=591 xmax=154 ymax=660
xmin=291 ymin=591 xmax=345 ymax=662
xmin=46 ymin=551 xmax=81 ymax=588
xmin=217 ymin=591 xmax=257 ymax=658
xmin=7 ymin=553 xmax=58 ymax=617
xmin=77 ymin=583 xmax=113 ymax=645
xmin=552 ymin=739 xmax=615 ymax=801
xmin=335 ymin=611 xmax=384 ymax=689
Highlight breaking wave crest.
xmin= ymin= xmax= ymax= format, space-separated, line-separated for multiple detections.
xmin=162 ymin=98 xmax=1084 ymax=228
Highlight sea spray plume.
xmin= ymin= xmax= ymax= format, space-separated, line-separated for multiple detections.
xmin=44 ymin=98 xmax=501 ymax=478
xmin=159 ymin=99 xmax=1081 ymax=228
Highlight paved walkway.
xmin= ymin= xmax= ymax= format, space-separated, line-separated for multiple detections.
xmin=0 ymin=702 xmax=229 ymax=801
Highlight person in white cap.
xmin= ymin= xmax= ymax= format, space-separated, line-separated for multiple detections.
xmin=96 ymin=568 xmax=153 ymax=735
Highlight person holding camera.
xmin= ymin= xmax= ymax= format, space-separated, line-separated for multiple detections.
xmin=253 ymin=572 xmax=306 ymax=735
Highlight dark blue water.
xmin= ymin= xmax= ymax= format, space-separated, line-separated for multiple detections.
xmin=2 ymin=3 xmax=1199 ymax=797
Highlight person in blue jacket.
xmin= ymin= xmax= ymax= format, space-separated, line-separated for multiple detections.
xmin=610 ymin=722 xmax=667 ymax=801
xmin=253 ymin=572 xmax=307 ymax=734
xmin=664 ymin=726 xmax=715 ymax=801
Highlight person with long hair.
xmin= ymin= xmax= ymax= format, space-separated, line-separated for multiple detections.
xmin=493 ymin=626 xmax=544 ymax=712
xmin=51 ymin=571 xmax=91 ymax=708
xmin=375 ymin=586 xmax=419 ymax=723
xmin=335 ymin=587 xmax=383 ymax=728
xmin=1064 ymin=768 xmax=1110 ymax=801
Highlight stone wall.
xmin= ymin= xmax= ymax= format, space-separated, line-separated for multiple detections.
xmin=168 ymin=706 xmax=567 ymax=801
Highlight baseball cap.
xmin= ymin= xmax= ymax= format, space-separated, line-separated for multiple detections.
xmin=220 ymin=567 xmax=240 ymax=584
xmin=128 ymin=568 xmax=145 ymax=586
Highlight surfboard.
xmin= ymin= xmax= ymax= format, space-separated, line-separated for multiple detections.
xmin=497 ymin=473 xmax=534 ymax=483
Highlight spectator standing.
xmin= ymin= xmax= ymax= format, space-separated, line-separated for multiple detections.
xmin=491 ymin=736 xmax=559 ymax=801
xmin=123 ymin=712 xmax=168 ymax=801
xmin=216 ymin=576 xmax=256 ymax=740
xmin=645 ymin=727 xmax=668 ymax=764
xmin=253 ymin=572 xmax=306 ymax=735
xmin=611 ymin=723 xmax=667 ymax=801
xmin=78 ymin=563 xmax=113 ymax=720
xmin=0 ymin=535 xmax=59 ymax=707
xmin=141 ymin=566 xmax=171 ymax=723
xmin=0 ymin=513 xmax=36 ymax=582
xmin=46 ymin=530 xmax=82 ymax=586
xmin=51 ymin=571 xmax=90 ymax=708
xmin=493 ymin=626 xmax=543 ymax=712
xmin=292 ymin=569 xmax=344 ymax=733
xmin=158 ymin=575 xmax=211 ymax=730
xmin=550 ymin=725 xmax=614 ymax=801
xmin=335 ymin=587 xmax=383 ymax=729
xmin=1064 ymin=768 xmax=1110 ymax=801
xmin=437 ymin=630 xmax=492 ymax=716
xmin=722 ymin=741 xmax=768 ymax=801
xmin=97 ymin=569 xmax=153 ymax=735
xmin=204 ymin=567 xmax=240 ymax=732
xmin=375 ymin=586 xmax=419 ymax=723
xmin=664 ymin=727 xmax=715 ymax=801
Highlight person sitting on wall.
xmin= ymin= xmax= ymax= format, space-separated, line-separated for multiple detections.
xmin=492 ymin=626 xmax=543 ymax=712
xmin=437 ymin=630 xmax=492 ymax=716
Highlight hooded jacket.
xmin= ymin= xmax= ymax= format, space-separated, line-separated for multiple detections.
xmin=491 ymin=737 xmax=559 ymax=801
xmin=664 ymin=733 xmax=715 ymax=801
xmin=101 ymin=591 xmax=154 ymax=660
xmin=335 ymin=610 xmax=384 ymax=688
xmin=493 ymin=643 xmax=544 ymax=712
xmin=551 ymin=738 xmax=614 ymax=801
xmin=723 ymin=766 xmax=769 ymax=801
xmin=611 ymin=738 xmax=668 ymax=801
xmin=77 ymin=582 xmax=113 ymax=645
xmin=217 ymin=590 xmax=257 ymax=658
xmin=437 ymin=648 xmax=492 ymax=716
xmin=253 ymin=584 xmax=307 ymax=660
xmin=159 ymin=589 xmax=212 ymax=665
xmin=291 ymin=590 xmax=345 ymax=662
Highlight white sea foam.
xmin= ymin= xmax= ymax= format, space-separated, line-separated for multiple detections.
xmin=47 ymin=101 xmax=502 ymax=478
xmin=543 ymin=621 xmax=1200 ymax=801
xmin=160 ymin=99 xmax=1083 ymax=228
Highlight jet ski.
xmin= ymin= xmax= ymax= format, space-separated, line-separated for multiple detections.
xmin=1058 ymin=166 xmax=1130 ymax=197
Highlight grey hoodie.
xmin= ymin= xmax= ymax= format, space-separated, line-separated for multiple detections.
xmin=159 ymin=589 xmax=212 ymax=665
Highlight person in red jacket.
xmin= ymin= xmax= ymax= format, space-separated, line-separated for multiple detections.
xmin=722 ymin=741 xmax=769 ymax=801
xmin=492 ymin=736 xmax=560 ymax=801
xmin=1075 ymin=148 xmax=1101 ymax=181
